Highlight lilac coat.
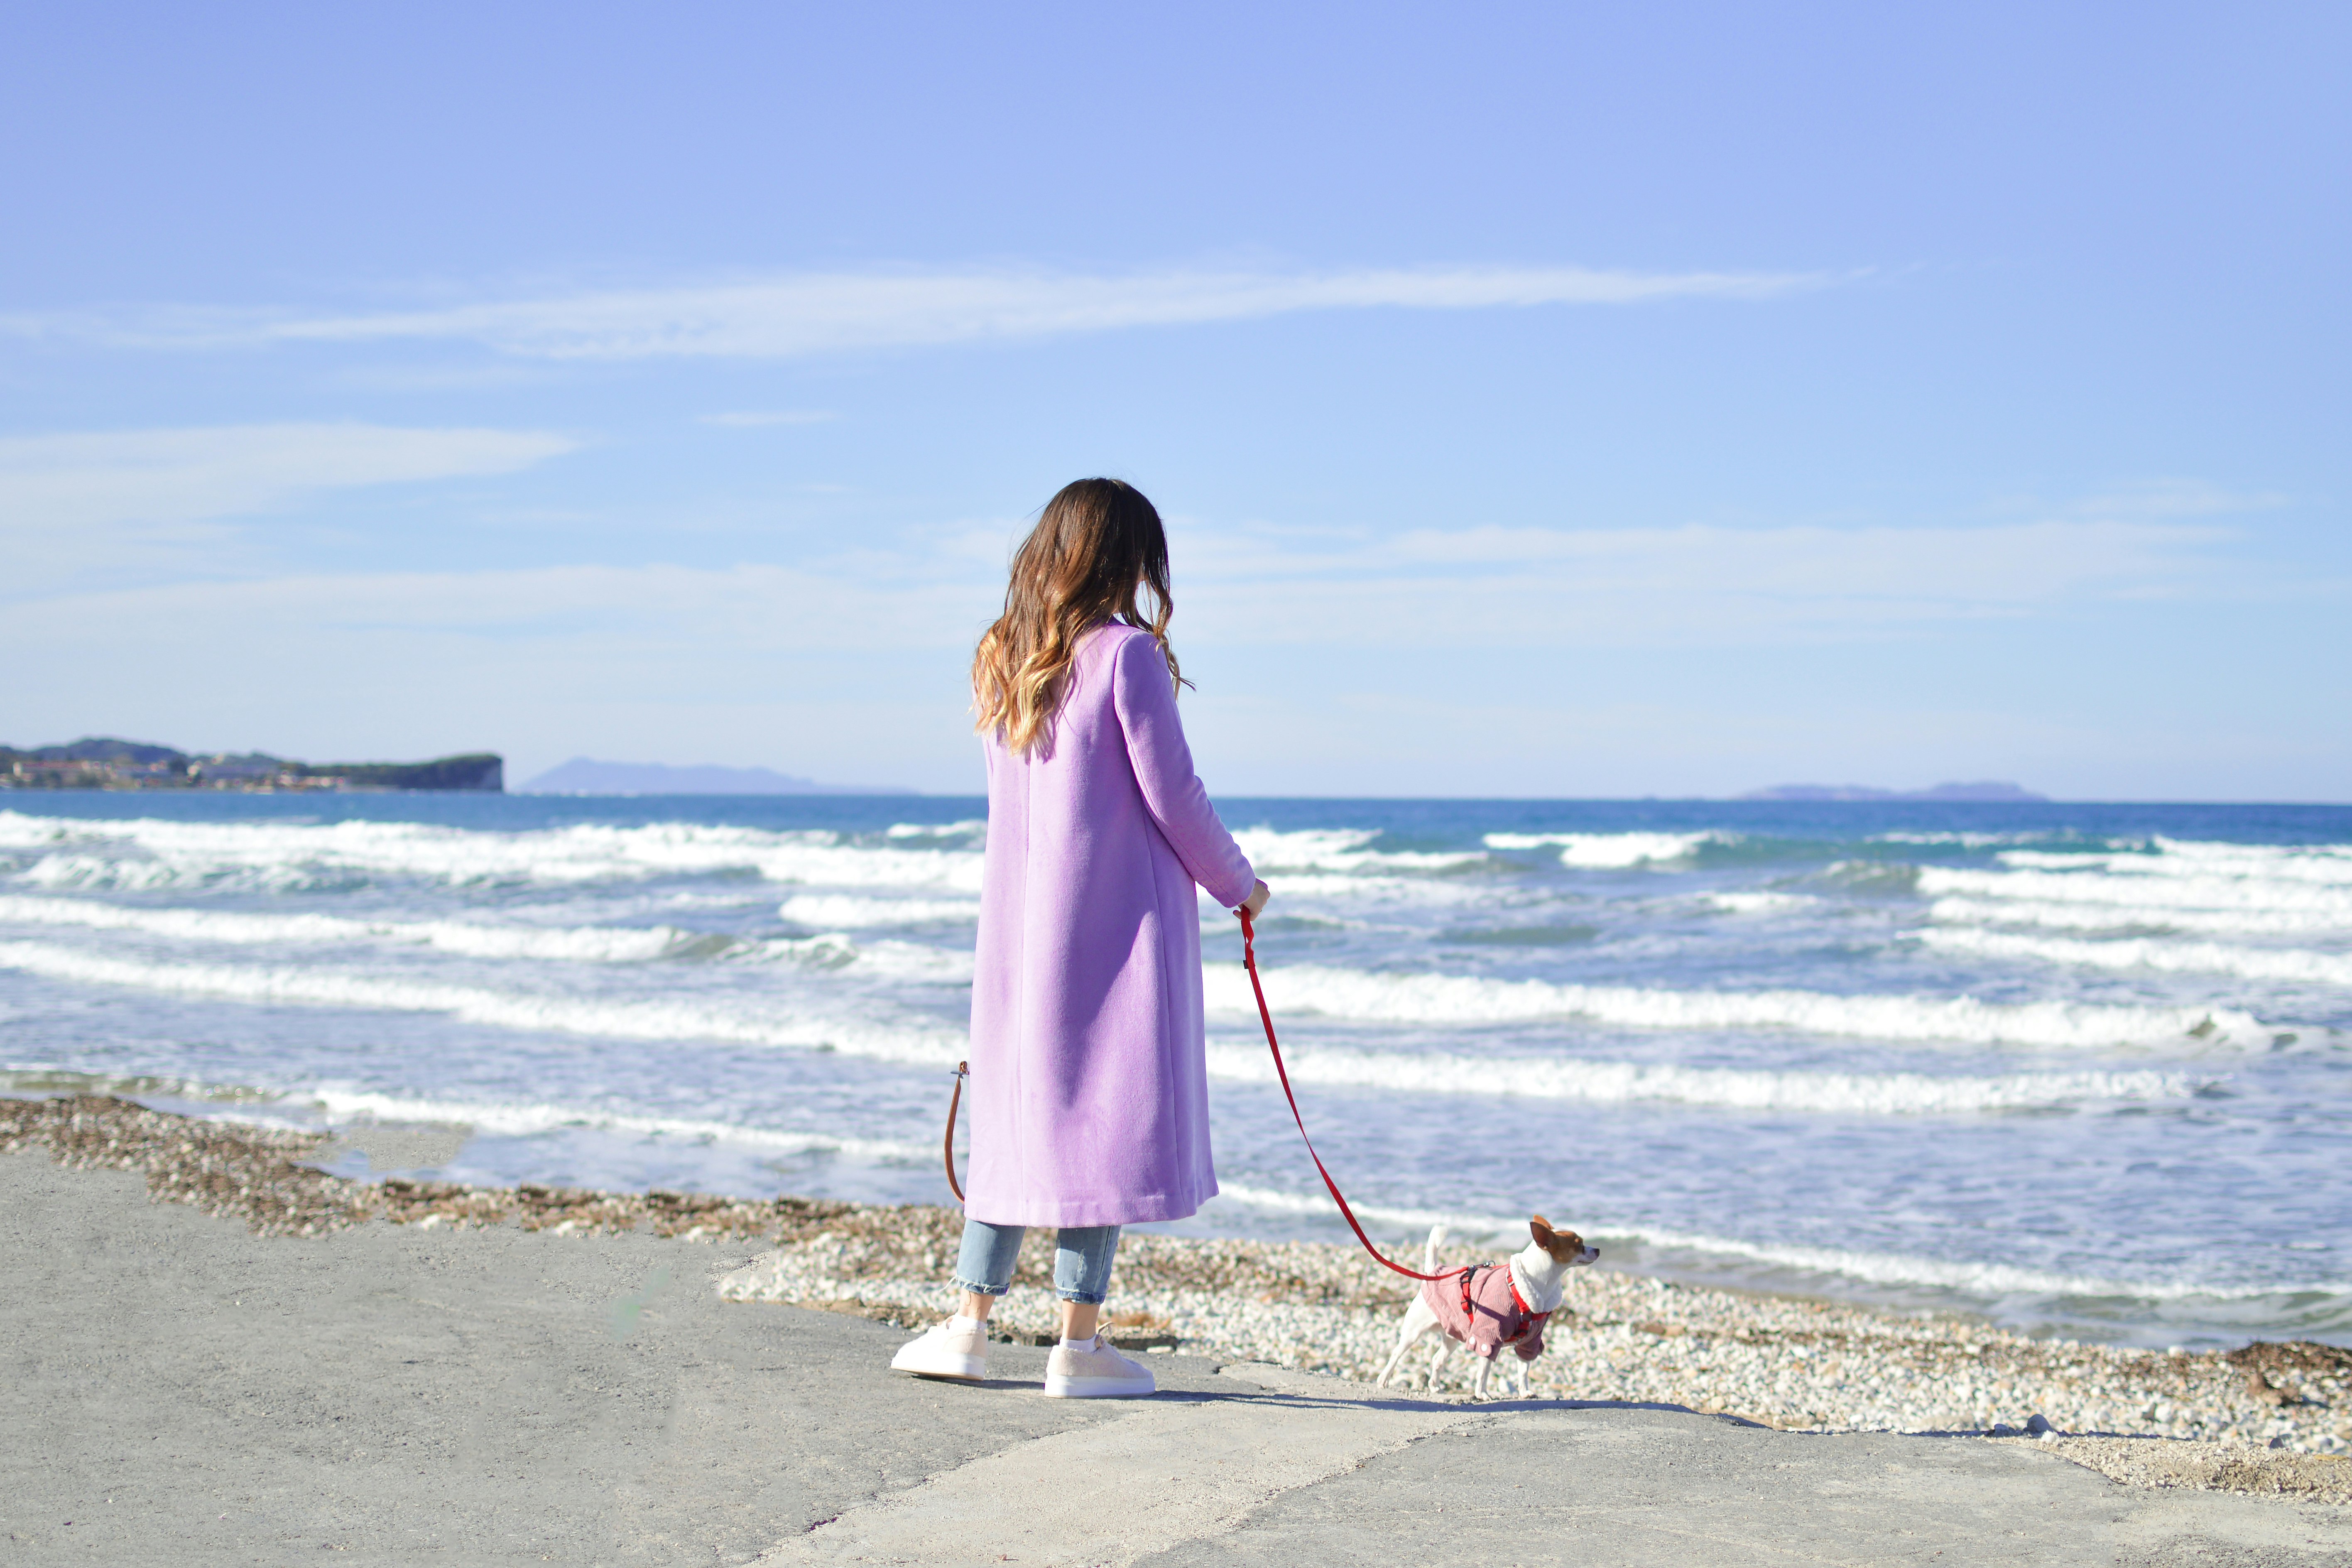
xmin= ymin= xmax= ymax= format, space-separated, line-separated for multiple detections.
xmin=965 ymin=622 xmax=1257 ymax=1228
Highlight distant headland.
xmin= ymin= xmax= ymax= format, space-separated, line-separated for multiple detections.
xmin=0 ymin=737 xmax=503 ymax=793
xmin=518 ymin=758 xmax=914 ymax=796
xmin=1739 ymin=781 xmax=2048 ymax=803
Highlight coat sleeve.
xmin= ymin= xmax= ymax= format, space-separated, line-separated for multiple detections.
xmin=1109 ymin=630 xmax=1257 ymax=909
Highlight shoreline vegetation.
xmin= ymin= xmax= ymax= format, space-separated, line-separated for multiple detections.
xmin=6 ymin=1093 xmax=2347 ymax=1504
xmin=0 ymin=736 xmax=502 ymax=792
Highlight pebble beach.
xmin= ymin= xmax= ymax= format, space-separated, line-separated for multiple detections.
xmin=9 ymin=1091 xmax=2348 ymax=1509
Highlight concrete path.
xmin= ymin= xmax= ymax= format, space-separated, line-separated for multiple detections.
xmin=3 ymin=1149 xmax=2347 ymax=1566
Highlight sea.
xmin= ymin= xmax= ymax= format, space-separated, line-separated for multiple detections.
xmin=2 ymin=793 xmax=2346 ymax=1350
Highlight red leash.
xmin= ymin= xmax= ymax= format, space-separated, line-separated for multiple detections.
xmin=1237 ymin=908 xmax=1470 ymax=1285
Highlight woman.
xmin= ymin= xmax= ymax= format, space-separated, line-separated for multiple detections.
xmin=890 ymin=477 xmax=1270 ymax=1397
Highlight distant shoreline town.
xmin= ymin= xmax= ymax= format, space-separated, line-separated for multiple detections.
xmin=1 ymin=737 xmax=503 ymax=793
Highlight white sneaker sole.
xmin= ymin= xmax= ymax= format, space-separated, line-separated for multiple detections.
xmin=1043 ymin=1373 xmax=1155 ymax=1398
xmin=890 ymin=1350 xmax=987 ymax=1382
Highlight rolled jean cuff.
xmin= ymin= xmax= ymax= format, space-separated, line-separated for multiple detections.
xmin=1056 ymin=1286 xmax=1109 ymax=1306
xmin=950 ymin=1275 xmax=1010 ymax=1298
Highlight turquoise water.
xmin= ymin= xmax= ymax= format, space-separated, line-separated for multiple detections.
xmin=2 ymin=792 xmax=2346 ymax=1348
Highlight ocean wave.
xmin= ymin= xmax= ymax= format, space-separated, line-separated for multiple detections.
xmin=1871 ymin=831 xmax=2083 ymax=848
xmin=1914 ymin=926 xmax=2352 ymax=987
xmin=1918 ymin=866 xmax=2352 ymax=921
xmin=2000 ymin=838 xmax=2352 ymax=887
xmin=0 ymin=812 xmax=986 ymax=893
xmin=738 ymin=934 xmax=975 ymax=982
xmin=0 ymin=894 xmax=692 ymax=961
xmin=1201 ymin=1039 xmax=2215 ymax=1113
xmin=0 ymin=899 xmax=970 ymax=981
xmin=0 ymin=940 xmax=967 ymax=1064
xmin=883 ymin=819 xmax=986 ymax=841
xmin=1599 ymin=1225 xmax=2352 ymax=1304
xmin=1705 ymin=892 xmax=1816 ymax=915
xmin=1213 ymin=873 xmax=1497 ymax=909
xmin=778 ymin=894 xmax=982 ymax=927
xmin=1924 ymin=895 xmax=2349 ymax=938
xmin=1202 ymin=962 xmax=2267 ymax=1047
xmin=1210 ymin=1186 xmax=2349 ymax=1303
xmin=305 ymin=1087 xmax=929 ymax=1160
xmin=1482 ymin=830 xmax=1722 ymax=868
xmin=1232 ymin=826 xmax=1487 ymax=874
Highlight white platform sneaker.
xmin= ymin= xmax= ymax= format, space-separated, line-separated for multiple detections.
xmin=1043 ymin=1336 xmax=1156 ymax=1398
xmin=889 ymin=1317 xmax=989 ymax=1382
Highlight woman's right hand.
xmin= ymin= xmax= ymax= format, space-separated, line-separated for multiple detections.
xmin=1238 ymin=879 xmax=1271 ymax=919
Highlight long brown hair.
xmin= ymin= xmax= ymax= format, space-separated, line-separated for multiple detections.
xmin=973 ymin=477 xmax=1184 ymax=754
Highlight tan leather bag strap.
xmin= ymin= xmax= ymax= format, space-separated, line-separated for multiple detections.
xmin=943 ymin=1061 xmax=969 ymax=1203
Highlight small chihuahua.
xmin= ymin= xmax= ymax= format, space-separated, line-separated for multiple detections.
xmin=1374 ymin=1217 xmax=1598 ymax=1400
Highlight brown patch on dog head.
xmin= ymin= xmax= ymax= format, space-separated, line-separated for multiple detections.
xmin=1530 ymin=1215 xmax=1589 ymax=1264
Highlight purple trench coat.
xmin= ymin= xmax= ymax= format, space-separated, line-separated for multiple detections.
xmin=964 ymin=622 xmax=1257 ymax=1227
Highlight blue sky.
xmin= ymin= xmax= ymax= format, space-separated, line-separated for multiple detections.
xmin=3 ymin=2 xmax=2345 ymax=799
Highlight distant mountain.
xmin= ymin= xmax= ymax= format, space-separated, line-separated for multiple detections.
xmin=1740 ymin=781 xmax=2049 ymax=803
xmin=518 ymin=758 xmax=915 ymax=796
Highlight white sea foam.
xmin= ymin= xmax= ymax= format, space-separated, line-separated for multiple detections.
xmin=0 ymin=812 xmax=986 ymax=893
xmin=1595 ymin=1225 xmax=2352 ymax=1303
xmin=0 ymin=941 xmax=966 ymax=1065
xmin=1210 ymin=873 xmax=1496 ymax=910
xmin=1925 ymin=895 xmax=2350 ymax=937
xmin=1917 ymin=866 xmax=2352 ymax=921
xmin=0 ymin=894 xmax=692 ymax=961
xmin=305 ymin=1087 xmax=929 ymax=1160
xmin=1482 ymin=831 xmax=1722 ymax=868
xmin=742 ymin=934 xmax=975 ymax=982
xmin=884 ymin=820 xmax=986 ymax=840
xmin=0 ymin=899 xmax=968 ymax=981
xmin=1202 ymin=962 xmax=2265 ymax=1048
xmin=1232 ymin=826 xmax=1487 ymax=874
xmin=1211 ymin=1186 xmax=2347 ymax=1303
xmin=2000 ymin=838 xmax=2352 ymax=887
xmin=1914 ymin=926 xmax=2352 ymax=987
xmin=1202 ymin=1040 xmax=2213 ymax=1113
xmin=778 ymin=894 xmax=982 ymax=928
xmin=1705 ymin=892 xmax=1815 ymax=915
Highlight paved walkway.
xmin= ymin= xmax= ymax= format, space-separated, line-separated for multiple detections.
xmin=4 ymin=1151 xmax=2347 ymax=1566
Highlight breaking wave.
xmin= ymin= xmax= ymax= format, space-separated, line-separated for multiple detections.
xmin=1913 ymin=926 xmax=2352 ymax=988
xmin=0 ymin=894 xmax=693 ymax=962
xmin=1924 ymin=895 xmax=2349 ymax=938
xmin=1211 ymin=1188 xmax=2349 ymax=1304
xmin=0 ymin=812 xmax=985 ymax=893
xmin=1483 ymin=830 xmax=1723 ymax=868
xmin=1201 ymin=1040 xmax=2215 ymax=1113
xmin=1203 ymin=962 xmax=2267 ymax=1048
xmin=1232 ymin=826 xmax=1487 ymax=874
xmin=305 ymin=1087 xmax=930 ymax=1160
xmin=1917 ymin=865 xmax=2352 ymax=922
xmin=0 ymin=941 xmax=968 ymax=1065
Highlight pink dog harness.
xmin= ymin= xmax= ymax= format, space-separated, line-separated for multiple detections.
xmin=1427 ymin=1263 xmax=1550 ymax=1362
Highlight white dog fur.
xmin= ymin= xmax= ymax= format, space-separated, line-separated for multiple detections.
xmin=1374 ymin=1217 xmax=1598 ymax=1400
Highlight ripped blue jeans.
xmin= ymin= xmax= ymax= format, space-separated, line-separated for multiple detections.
xmin=951 ymin=1219 xmax=1122 ymax=1306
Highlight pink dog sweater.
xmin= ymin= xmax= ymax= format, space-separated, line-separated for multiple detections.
xmin=1426 ymin=1263 xmax=1548 ymax=1362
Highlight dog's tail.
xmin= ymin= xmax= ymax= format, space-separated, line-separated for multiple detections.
xmin=1422 ymin=1223 xmax=1448 ymax=1276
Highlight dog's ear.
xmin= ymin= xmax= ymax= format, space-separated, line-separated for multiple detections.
xmin=1530 ymin=1215 xmax=1555 ymax=1247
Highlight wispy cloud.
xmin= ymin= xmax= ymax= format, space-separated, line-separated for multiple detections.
xmin=0 ymin=422 xmax=577 ymax=593
xmin=1169 ymin=515 xmax=2254 ymax=645
xmin=10 ymin=264 xmax=1837 ymax=360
